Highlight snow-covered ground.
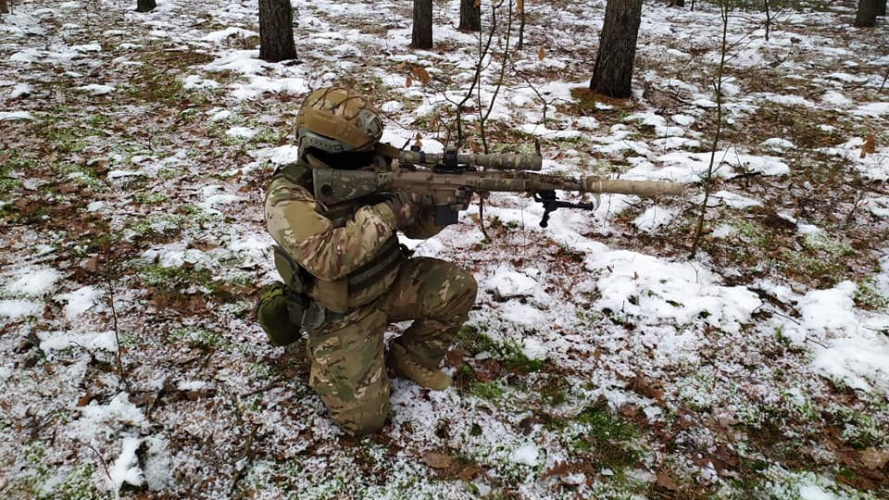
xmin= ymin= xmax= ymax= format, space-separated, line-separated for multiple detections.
xmin=1 ymin=0 xmax=888 ymax=499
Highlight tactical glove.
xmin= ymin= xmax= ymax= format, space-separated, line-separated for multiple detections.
xmin=386 ymin=191 xmax=419 ymax=228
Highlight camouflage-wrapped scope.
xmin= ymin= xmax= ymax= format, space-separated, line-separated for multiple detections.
xmin=399 ymin=150 xmax=543 ymax=171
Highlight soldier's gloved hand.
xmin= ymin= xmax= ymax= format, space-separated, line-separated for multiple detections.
xmin=386 ymin=191 xmax=419 ymax=228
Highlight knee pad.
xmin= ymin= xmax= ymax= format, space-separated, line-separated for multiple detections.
xmin=255 ymin=282 xmax=302 ymax=346
xmin=450 ymin=269 xmax=478 ymax=314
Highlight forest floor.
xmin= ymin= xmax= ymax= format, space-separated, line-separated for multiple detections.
xmin=1 ymin=0 xmax=889 ymax=499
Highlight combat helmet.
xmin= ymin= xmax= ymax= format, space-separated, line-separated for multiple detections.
xmin=295 ymin=87 xmax=385 ymax=155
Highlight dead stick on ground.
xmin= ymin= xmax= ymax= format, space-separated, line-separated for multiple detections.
xmin=229 ymin=423 xmax=261 ymax=496
xmin=81 ymin=441 xmax=113 ymax=484
xmin=105 ymin=272 xmax=129 ymax=390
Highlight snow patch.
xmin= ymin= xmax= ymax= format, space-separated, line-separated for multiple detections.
xmin=708 ymin=190 xmax=762 ymax=209
xmin=109 ymin=437 xmax=145 ymax=491
xmin=183 ymin=75 xmax=219 ymax=90
xmin=0 ymin=111 xmax=35 ymax=121
xmin=0 ymin=300 xmax=43 ymax=319
xmin=10 ymin=83 xmax=32 ymax=99
xmin=761 ymin=138 xmax=795 ymax=151
xmin=77 ymin=392 xmax=146 ymax=427
xmin=821 ymin=91 xmax=852 ymax=108
xmin=633 ymin=206 xmax=678 ymax=232
xmin=587 ymin=251 xmax=762 ymax=334
xmin=640 ymin=148 xmax=790 ymax=183
xmin=488 ymin=266 xmax=538 ymax=298
xmin=509 ymin=443 xmax=539 ymax=465
xmin=711 ymin=224 xmax=737 ymax=238
xmin=854 ymin=102 xmax=889 ymax=117
xmin=209 ymin=109 xmax=232 ymax=122
xmin=76 ymin=84 xmax=115 ymax=96
xmin=3 ymin=267 xmax=62 ymax=296
xmin=55 ymin=286 xmax=103 ymax=319
xmin=38 ymin=330 xmax=117 ymax=352
xmin=799 ymin=483 xmax=836 ymax=500
xmin=202 ymin=27 xmax=258 ymax=43
xmin=226 ymin=126 xmax=257 ymax=138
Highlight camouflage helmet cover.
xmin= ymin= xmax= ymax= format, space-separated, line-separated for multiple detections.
xmin=295 ymin=87 xmax=384 ymax=155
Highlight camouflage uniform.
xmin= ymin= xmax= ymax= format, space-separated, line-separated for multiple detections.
xmin=262 ymin=88 xmax=477 ymax=436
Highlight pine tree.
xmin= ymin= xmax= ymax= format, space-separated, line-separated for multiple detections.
xmin=136 ymin=0 xmax=156 ymax=13
xmin=589 ymin=0 xmax=643 ymax=98
xmin=459 ymin=0 xmax=481 ymax=31
xmin=259 ymin=0 xmax=297 ymax=62
xmin=855 ymin=0 xmax=878 ymax=26
xmin=412 ymin=0 xmax=433 ymax=49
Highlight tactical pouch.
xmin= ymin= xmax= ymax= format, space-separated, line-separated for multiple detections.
xmin=313 ymin=279 xmax=350 ymax=313
xmin=255 ymin=282 xmax=304 ymax=346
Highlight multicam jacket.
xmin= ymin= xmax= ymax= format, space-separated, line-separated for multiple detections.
xmin=264 ymin=160 xmax=442 ymax=312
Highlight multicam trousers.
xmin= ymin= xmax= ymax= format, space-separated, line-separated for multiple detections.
xmin=306 ymin=257 xmax=477 ymax=436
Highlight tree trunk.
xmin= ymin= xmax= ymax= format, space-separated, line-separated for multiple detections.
xmin=877 ymin=0 xmax=886 ymax=16
xmin=136 ymin=0 xmax=156 ymax=12
xmin=764 ymin=0 xmax=771 ymax=40
xmin=459 ymin=0 xmax=481 ymax=31
xmin=412 ymin=0 xmax=433 ymax=49
xmin=517 ymin=1 xmax=526 ymax=49
xmin=259 ymin=0 xmax=297 ymax=62
xmin=590 ymin=0 xmax=643 ymax=98
xmin=855 ymin=0 xmax=878 ymax=26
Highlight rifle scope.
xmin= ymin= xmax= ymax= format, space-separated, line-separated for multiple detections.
xmin=399 ymin=150 xmax=543 ymax=171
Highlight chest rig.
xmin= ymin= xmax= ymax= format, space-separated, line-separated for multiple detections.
xmin=272 ymin=160 xmax=403 ymax=315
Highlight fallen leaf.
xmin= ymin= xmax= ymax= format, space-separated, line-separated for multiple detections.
xmin=860 ymin=134 xmax=875 ymax=159
xmin=445 ymin=347 xmax=466 ymax=367
xmin=189 ymin=239 xmax=219 ymax=251
xmin=712 ymin=443 xmax=739 ymax=470
xmin=405 ymin=75 xmax=412 ymax=88
xmin=656 ymin=471 xmax=679 ymax=491
xmin=538 ymin=47 xmax=546 ymax=61
xmin=458 ymin=465 xmax=482 ymax=481
xmin=412 ymin=66 xmax=431 ymax=85
xmin=619 ymin=404 xmax=638 ymax=418
xmin=857 ymin=448 xmax=889 ymax=470
xmin=76 ymin=391 xmax=97 ymax=407
xmin=517 ymin=0 xmax=524 ymax=11
xmin=541 ymin=460 xmax=570 ymax=480
xmin=422 ymin=451 xmax=453 ymax=469
xmin=518 ymin=416 xmax=539 ymax=436
xmin=85 ymin=255 xmax=100 ymax=273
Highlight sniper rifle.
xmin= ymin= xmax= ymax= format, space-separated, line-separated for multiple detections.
xmin=312 ymin=148 xmax=685 ymax=228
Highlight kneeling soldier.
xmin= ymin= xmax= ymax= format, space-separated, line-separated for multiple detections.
xmin=257 ymin=87 xmax=478 ymax=436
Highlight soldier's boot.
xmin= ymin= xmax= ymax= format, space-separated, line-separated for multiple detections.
xmin=387 ymin=342 xmax=451 ymax=391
